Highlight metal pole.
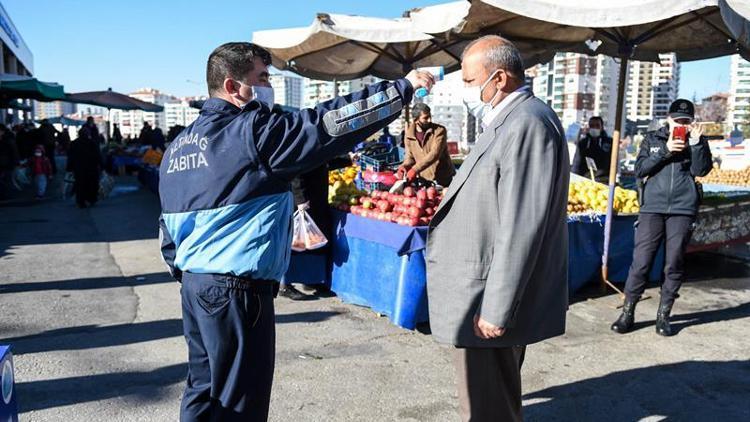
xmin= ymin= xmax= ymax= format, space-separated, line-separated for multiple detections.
xmin=601 ymin=56 xmax=629 ymax=294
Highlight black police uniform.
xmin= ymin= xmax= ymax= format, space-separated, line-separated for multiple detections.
xmin=622 ymin=100 xmax=712 ymax=332
xmin=159 ymin=79 xmax=413 ymax=421
xmin=571 ymin=131 xmax=613 ymax=184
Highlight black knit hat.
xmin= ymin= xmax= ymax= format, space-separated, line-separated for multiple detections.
xmin=668 ymin=99 xmax=695 ymax=120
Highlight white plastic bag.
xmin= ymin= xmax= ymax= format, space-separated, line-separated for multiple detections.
xmin=11 ymin=166 xmax=30 ymax=190
xmin=291 ymin=208 xmax=307 ymax=252
xmin=291 ymin=203 xmax=328 ymax=251
xmin=98 ymin=172 xmax=115 ymax=199
xmin=62 ymin=172 xmax=75 ymax=199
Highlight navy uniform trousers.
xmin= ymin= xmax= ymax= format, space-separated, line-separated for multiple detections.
xmin=624 ymin=213 xmax=695 ymax=304
xmin=180 ymin=272 xmax=276 ymax=422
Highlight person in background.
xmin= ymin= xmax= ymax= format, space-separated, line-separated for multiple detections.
xmin=427 ymin=36 xmax=569 ymax=422
xmin=0 ymin=124 xmax=19 ymax=199
xmin=38 ymin=119 xmax=59 ymax=174
xmin=152 ymin=126 xmax=166 ymax=151
xmin=57 ymin=127 xmax=71 ymax=153
xmin=396 ymin=103 xmax=455 ymax=187
xmin=571 ymin=116 xmax=612 ymax=183
xmin=14 ymin=124 xmax=33 ymax=160
xmin=112 ymin=123 xmax=123 ymax=144
xmin=81 ymin=117 xmax=100 ymax=141
xmin=611 ymin=99 xmax=713 ymax=337
xmin=67 ymin=124 xmax=102 ymax=208
xmin=30 ymin=145 xmax=52 ymax=199
xmin=139 ymin=121 xmax=154 ymax=146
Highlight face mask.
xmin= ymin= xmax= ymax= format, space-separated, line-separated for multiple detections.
xmin=251 ymin=86 xmax=275 ymax=109
xmin=34 ymin=152 xmax=42 ymax=157
xmin=462 ymin=69 xmax=500 ymax=120
xmin=588 ymin=128 xmax=601 ymax=138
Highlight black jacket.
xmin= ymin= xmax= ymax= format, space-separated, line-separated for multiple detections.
xmin=636 ymin=126 xmax=712 ymax=216
xmin=572 ymin=132 xmax=612 ymax=183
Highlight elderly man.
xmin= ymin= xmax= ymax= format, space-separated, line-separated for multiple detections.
xmin=426 ymin=36 xmax=569 ymax=421
xmin=397 ymin=103 xmax=456 ymax=186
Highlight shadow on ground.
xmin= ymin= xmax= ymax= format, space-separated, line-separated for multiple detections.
xmin=523 ymin=360 xmax=750 ymax=421
xmin=0 ymin=272 xmax=173 ymax=295
xmin=17 ymin=363 xmax=187 ymax=413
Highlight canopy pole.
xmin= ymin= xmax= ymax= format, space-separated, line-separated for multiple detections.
xmin=333 ymin=79 xmax=339 ymax=97
xmin=601 ymin=56 xmax=629 ymax=297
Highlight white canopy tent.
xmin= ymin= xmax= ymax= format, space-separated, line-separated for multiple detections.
xmin=410 ymin=0 xmax=750 ymax=293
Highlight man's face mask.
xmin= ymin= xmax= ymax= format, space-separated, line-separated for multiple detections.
xmin=234 ymin=80 xmax=275 ymax=109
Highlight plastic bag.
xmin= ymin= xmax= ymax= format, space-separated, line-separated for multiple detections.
xmin=291 ymin=208 xmax=307 ymax=252
xmin=11 ymin=166 xmax=30 ymax=190
xmin=98 ymin=172 xmax=115 ymax=199
xmin=291 ymin=203 xmax=328 ymax=251
xmin=62 ymin=172 xmax=75 ymax=199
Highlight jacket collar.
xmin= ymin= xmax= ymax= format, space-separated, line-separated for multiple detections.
xmin=201 ymin=98 xmax=242 ymax=115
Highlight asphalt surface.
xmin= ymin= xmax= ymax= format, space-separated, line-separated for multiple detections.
xmin=1 ymin=176 xmax=748 ymax=421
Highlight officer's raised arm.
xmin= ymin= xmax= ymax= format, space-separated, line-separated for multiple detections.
xmin=252 ymin=73 xmax=433 ymax=181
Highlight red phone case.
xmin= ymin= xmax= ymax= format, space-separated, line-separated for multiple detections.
xmin=672 ymin=126 xmax=687 ymax=141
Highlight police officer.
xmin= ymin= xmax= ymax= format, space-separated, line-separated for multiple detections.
xmin=571 ymin=116 xmax=612 ymax=183
xmin=158 ymin=42 xmax=433 ymax=421
xmin=611 ymin=99 xmax=712 ymax=337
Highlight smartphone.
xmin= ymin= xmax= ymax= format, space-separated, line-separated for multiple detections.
xmin=672 ymin=126 xmax=687 ymax=141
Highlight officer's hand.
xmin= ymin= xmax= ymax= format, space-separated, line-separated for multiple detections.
xmin=405 ymin=70 xmax=435 ymax=93
xmin=667 ymin=137 xmax=686 ymax=153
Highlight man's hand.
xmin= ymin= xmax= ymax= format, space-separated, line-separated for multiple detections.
xmin=689 ymin=123 xmax=704 ymax=146
xmin=405 ymin=70 xmax=435 ymax=93
xmin=666 ymin=137 xmax=686 ymax=153
xmin=406 ymin=168 xmax=417 ymax=182
xmin=473 ymin=315 xmax=505 ymax=339
xmin=395 ymin=165 xmax=406 ymax=179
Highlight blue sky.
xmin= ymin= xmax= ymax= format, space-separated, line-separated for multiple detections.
xmin=3 ymin=0 xmax=731 ymax=100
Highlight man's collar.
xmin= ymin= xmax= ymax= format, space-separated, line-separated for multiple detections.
xmin=482 ymin=85 xmax=531 ymax=128
xmin=201 ymin=97 xmax=241 ymax=114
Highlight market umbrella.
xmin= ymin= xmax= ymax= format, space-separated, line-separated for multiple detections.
xmin=65 ymin=88 xmax=164 ymax=112
xmin=35 ymin=115 xmax=87 ymax=126
xmin=0 ymin=73 xmax=66 ymax=102
xmin=411 ymin=0 xmax=750 ymax=293
xmin=252 ymin=12 xmax=456 ymax=81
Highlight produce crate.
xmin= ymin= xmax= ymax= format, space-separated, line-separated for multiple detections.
xmin=356 ymin=180 xmax=392 ymax=193
xmin=358 ymin=147 xmax=404 ymax=172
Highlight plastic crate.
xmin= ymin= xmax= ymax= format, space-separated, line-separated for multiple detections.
xmin=357 ymin=181 xmax=392 ymax=193
xmin=358 ymin=147 xmax=404 ymax=172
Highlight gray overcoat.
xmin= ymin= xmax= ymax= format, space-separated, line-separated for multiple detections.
xmin=426 ymin=89 xmax=570 ymax=348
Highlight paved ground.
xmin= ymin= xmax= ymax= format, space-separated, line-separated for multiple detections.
xmin=1 ymin=176 xmax=749 ymax=421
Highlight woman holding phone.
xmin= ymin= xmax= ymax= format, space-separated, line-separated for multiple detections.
xmin=611 ymin=99 xmax=713 ymax=337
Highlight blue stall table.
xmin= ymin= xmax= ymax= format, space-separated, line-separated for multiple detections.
xmin=137 ymin=165 xmax=160 ymax=195
xmin=330 ymin=211 xmax=429 ymax=330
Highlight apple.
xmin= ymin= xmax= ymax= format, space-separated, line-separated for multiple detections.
xmin=403 ymin=186 xmax=415 ymax=198
xmin=378 ymin=200 xmax=393 ymax=213
xmin=425 ymin=207 xmax=434 ymax=216
xmin=385 ymin=212 xmax=393 ymax=221
xmin=416 ymin=189 xmax=427 ymax=201
xmin=415 ymin=199 xmax=427 ymax=210
xmin=426 ymin=187 xmax=437 ymax=200
xmin=419 ymin=217 xmax=430 ymax=225
xmin=408 ymin=217 xmax=420 ymax=227
xmin=408 ymin=206 xmax=424 ymax=218
xmin=362 ymin=199 xmax=373 ymax=209
xmin=359 ymin=196 xmax=368 ymax=205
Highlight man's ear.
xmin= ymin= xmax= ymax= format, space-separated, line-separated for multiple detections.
xmin=223 ymin=78 xmax=238 ymax=96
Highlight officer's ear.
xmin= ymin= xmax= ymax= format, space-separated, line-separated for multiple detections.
xmin=223 ymin=78 xmax=240 ymax=96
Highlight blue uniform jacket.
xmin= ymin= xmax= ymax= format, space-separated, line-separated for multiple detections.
xmin=158 ymin=79 xmax=413 ymax=281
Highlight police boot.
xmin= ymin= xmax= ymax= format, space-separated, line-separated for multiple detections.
xmin=611 ymin=298 xmax=637 ymax=334
xmin=655 ymin=300 xmax=674 ymax=337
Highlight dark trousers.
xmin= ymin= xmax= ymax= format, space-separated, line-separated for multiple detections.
xmin=624 ymin=213 xmax=695 ymax=304
xmin=180 ymin=273 xmax=276 ymax=422
xmin=454 ymin=346 xmax=527 ymax=422
xmin=73 ymin=172 xmax=99 ymax=207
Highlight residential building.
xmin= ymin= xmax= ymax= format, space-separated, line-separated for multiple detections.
xmin=420 ymin=70 xmax=476 ymax=147
xmin=270 ymin=71 xmax=303 ymax=109
xmin=110 ymin=88 xmax=175 ymax=138
xmin=728 ymin=54 xmax=750 ymax=130
xmin=626 ymin=53 xmax=679 ymax=122
xmin=0 ymin=2 xmax=34 ymax=124
xmin=164 ymin=96 xmax=205 ymax=129
xmin=34 ymin=100 xmax=75 ymax=120
xmin=302 ymin=76 xmax=380 ymax=108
